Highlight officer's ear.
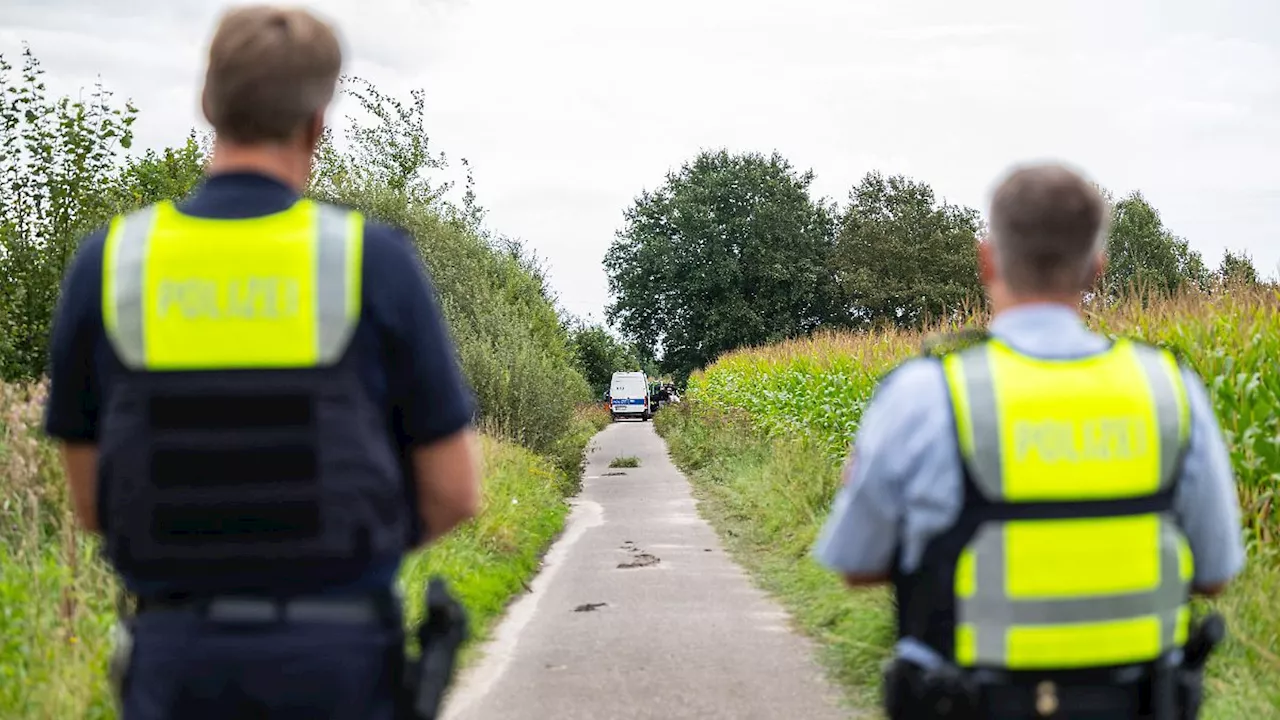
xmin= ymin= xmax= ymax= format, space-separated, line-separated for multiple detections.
xmin=301 ymin=110 xmax=325 ymax=153
xmin=1092 ymin=251 xmax=1108 ymax=285
xmin=978 ymin=239 xmax=998 ymax=287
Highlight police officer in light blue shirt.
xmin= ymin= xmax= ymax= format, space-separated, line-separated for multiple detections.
xmin=812 ymin=162 xmax=1245 ymax=719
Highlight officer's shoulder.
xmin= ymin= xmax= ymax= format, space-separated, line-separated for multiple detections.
xmin=324 ymin=205 xmax=424 ymax=278
xmin=319 ymin=204 xmax=409 ymax=247
xmin=870 ymin=352 xmax=949 ymax=404
xmin=866 ymin=327 xmax=987 ymax=403
xmin=1137 ymin=337 xmax=1190 ymax=363
xmin=67 ymin=226 xmax=110 ymax=280
xmin=916 ymin=326 xmax=992 ymax=359
xmin=1108 ymin=333 xmax=1198 ymax=372
xmin=312 ymin=199 xmax=411 ymax=244
xmin=78 ymin=224 xmax=111 ymax=252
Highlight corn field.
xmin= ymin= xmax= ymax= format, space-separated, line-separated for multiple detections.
xmin=688 ymin=287 xmax=1280 ymax=544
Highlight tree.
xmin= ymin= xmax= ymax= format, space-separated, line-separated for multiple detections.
xmin=604 ymin=149 xmax=837 ymax=382
xmin=0 ymin=46 xmax=137 ymax=380
xmin=109 ymin=131 xmax=209 ymax=209
xmin=1100 ymin=191 xmax=1209 ymax=297
xmin=567 ymin=321 xmax=642 ymax=396
xmin=830 ymin=172 xmax=982 ymax=328
xmin=1217 ymin=249 xmax=1260 ymax=287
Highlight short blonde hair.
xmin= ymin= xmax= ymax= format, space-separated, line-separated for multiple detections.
xmin=988 ymin=163 xmax=1111 ymax=294
xmin=201 ymin=5 xmax=343 ymax=143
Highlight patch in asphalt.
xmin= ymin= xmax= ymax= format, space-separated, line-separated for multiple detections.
xmin=618 ymin=539 xmax=661 ymax=568
xmin=618 ymin=553 xmax=661 ymax=569
xmin=574 ymin=602 xmax=608 ymax=612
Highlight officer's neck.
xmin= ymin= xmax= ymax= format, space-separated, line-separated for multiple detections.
xmin=206 ymin=140 xmax=311 ymax=193
xmin=990 ymin=288 xmax=1083 ymax=319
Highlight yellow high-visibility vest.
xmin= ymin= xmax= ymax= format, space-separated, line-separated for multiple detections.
xmin=103 ymin=198 xmax=364 ymax=371
xmin=932 ymin=337 xmax=1194 ymax=670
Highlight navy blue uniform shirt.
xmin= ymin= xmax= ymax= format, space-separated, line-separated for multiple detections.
xmin=43 ymin=172 xmax=477 ymax=596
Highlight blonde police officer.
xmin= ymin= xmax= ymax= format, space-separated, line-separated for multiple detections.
xmin=813 ymin=163 xmax=1245 ymax=719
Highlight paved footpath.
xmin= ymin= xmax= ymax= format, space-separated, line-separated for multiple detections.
xmin=440 ymin=420 xmax=856 ymax=720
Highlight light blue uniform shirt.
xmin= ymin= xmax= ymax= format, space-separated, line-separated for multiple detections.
xmin=812 ymin=303 xmax=1247 ymax=668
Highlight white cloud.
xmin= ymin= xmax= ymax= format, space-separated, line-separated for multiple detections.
xmin=2 ymin=0 xmax=1278 ymax=321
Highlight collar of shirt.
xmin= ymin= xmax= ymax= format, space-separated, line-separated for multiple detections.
xmin=987 ymin=302 xmax=1111 ymax=360
xmin=178 ymin=171 xmax=301 ymax=219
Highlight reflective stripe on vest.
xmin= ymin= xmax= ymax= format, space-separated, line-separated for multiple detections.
xmin=942 ymin=338 xmax=1194 ymax=670
xmin=102 ymin=200 xmax=363 ymax=370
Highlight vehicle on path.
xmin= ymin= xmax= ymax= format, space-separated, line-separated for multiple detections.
xmin=649 ymin=382 xmax=680 ymax=413
xmin=609 ymin=371 xmax=651 ymax=421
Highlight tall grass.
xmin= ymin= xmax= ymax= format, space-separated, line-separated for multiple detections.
xmin=0 ymin=380 xmax=609 ymax=719
xmin=659 ymin=286 xmax=1280 ymax=717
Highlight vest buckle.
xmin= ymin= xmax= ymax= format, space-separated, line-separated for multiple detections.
xmin=1035 ymin=680 xmax=1059 ymax=716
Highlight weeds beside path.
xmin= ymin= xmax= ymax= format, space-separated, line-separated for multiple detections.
xmin=657 ymin=405 xmax=1280 ymax=718
xmin=0 ymin=380 xmax=609 ymax=719
xmin=656 ymin=288 xmax=1280 ymax=719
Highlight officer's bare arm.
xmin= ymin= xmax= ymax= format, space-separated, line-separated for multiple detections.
xmin=412 ymin=427 xmax=483 ymax=545
xmin=842 ymin=573 xmax=890 ymax=587
xmin=59 ymin=442 xmax=100 ymax=533
xmin=1193 ymin=582 xmax=1228 ymax=598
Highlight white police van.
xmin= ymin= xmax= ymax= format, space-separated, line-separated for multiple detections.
xmin=609 ymin=371 xmax=651 ymax=422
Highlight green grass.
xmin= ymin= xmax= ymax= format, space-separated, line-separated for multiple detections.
xmin=656 ymin=405 xmax=892 ymax=713
xmin=609 ymin=455 xmax=641 ymax=469
xmin=0 ymin=380 xmax=609 ymax=719
xmin=658 ymin=287 xmax=1280 ymax=718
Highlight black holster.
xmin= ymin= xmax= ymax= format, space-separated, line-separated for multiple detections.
xmin=108 ymin=588 xmax=141 ymax=713
xmin=884 ymin=657 xmax=981 ymax=720
xmin=1174 ymin=612 xmax=1227 ymax=720
xmin=398 ymin=578 xmax=469 ymax=720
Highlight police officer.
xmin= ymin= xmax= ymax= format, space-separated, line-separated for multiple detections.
xmin=813 ymin=163 xmax=1246 ymax=719
xmin=43 ymin=6 xmax=481 ymax=719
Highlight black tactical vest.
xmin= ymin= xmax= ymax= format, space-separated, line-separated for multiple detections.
xmin=97 ymin=200 xmax=411 ymax=593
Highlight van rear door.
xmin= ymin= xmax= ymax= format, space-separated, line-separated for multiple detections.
xmin=610 ymin=374 xmax=646 ymax=414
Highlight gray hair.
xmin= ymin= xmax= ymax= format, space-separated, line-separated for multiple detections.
xmin=988 ymin=163 xmax=1111 ymax=294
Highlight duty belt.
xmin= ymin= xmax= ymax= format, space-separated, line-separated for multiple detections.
xmin=135 ymin=594 xmax=394 ymax=624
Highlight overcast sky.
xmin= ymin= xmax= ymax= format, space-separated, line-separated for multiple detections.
xmin=3 ymin=0 xmax=1278 ymax=322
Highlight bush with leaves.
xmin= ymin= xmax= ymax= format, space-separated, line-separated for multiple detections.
xmin=0 ymin=48 xmax=134 ymax=379
xmin=308 ymin=77 xmax=591 ymax=453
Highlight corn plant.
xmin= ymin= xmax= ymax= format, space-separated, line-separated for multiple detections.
xmin=689 ymin=286 xmax=1280 ymax=543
